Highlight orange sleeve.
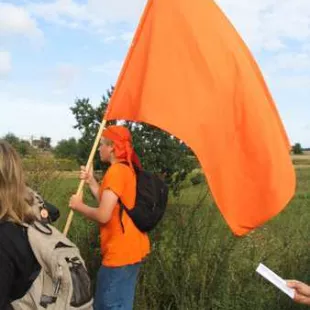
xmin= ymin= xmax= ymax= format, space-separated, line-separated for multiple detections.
xmin=101 ymin=164 xmax=126 ymax=198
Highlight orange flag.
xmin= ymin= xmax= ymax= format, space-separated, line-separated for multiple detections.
xmin=104 ymin=0 xmax=296 ymax=236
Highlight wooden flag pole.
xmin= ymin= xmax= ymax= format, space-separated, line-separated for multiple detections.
xmin=63 ymin=119 xmax=107 ymax=236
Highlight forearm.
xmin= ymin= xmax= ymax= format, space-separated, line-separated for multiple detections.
xmin=76 ymin=203 xmax=108 ymax=224
xmin=69 ymin=190 xmax=117 ymax=225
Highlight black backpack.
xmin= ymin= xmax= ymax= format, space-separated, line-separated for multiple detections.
xmin=119 ymin=163 xmax=169 ymax=232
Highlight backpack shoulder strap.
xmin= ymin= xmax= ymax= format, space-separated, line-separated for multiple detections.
xmin=116 ymin=161 xmax=138 ymax=233
xmin=26 ymin=221 xmax=74 ymax=271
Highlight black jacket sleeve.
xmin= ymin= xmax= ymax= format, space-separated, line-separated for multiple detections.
xmin=0 ymin=250 xmax=15 ymax=308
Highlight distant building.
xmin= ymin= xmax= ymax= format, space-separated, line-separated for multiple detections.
xmin=30 ymin=136 xmax=51 ymax=150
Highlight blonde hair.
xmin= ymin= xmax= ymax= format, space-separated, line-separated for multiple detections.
xmin=0 ymin=140 xmax=35 ymax=224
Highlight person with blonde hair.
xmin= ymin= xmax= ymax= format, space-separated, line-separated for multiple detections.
xmin=0 ymin=140 xmax=40 ymax=309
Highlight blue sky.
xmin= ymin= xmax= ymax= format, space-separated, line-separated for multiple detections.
xmin=0 ymin=0 xmax=309 ymax=147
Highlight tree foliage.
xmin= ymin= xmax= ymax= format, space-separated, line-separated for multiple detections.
xmin=54 ymin=137 xmax=79 ymax=160
xmin=2 ymin=133 xmax=34 ymax=157
xmin=292 ymin=143 xmax=303 ymax=155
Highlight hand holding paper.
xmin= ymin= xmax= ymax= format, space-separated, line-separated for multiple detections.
xmin=256 ymin=263 xmax=295 ymax=299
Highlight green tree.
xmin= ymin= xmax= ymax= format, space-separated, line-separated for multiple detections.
xmin=292 ymin=143 xmax=303 ymax=155
xmin=70 ymin=87 xmax=198 ymax=194
xmin=54 ymin=138 xmax=79 ymax=160
xmin=3 ymin=133 xmax=19 ymax=146
xmin=39 ymin=137 xmax=52 ymax=150
xmin=70 ymin=87 xmax=116 ymax=169
xmin=2 ymin=133 xmax=34 ymax=157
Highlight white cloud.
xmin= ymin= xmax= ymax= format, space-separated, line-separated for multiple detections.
xmin=272 ymin=75 xmax=310 ymax=90
xmin=103 ymin=36 xmax=117 ymax=43
xmin=28 ymin=0 xmax=146 ymax=32
xmin=24 ymin=0 xmax=310 ymax=53
xmin=265 ymin=52 xmax=310 ymax=73
xmin=302 ymin=44 xmax=310 ymax=52
xmin=217 ymin=0 xmax=310 ymax=52
xmin=303 ymin=123 xmax=310 ymax=131
xmin=0 ymin=3 xmax=43 ymax=39
xmin=119 ymin=31 xmax=134 ymax=43
xmin=28 ymin=0 xmax=91 ymax=29
xmin=0 ymin=51 xmax=11 ymax=77
xmin=2 ymin=0 xmax=309 ymax=52
xmin=103 ymin=31 xmax=134 ymax=44
xmin=53 ymin=64 xmax=80 ymax=93
xmin=89 ymin=60 xmax=122 ymax=77
xmin=262 ymin=39 xmax=285 ymax=52
xmin=85 ymin=0 xmax=146 ymax=23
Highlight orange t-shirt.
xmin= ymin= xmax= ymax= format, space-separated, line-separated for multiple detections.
xmin=99 ymin=162 xmax=150 ymax=267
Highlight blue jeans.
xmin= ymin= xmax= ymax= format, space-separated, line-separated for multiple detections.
xmin=94 ymin=263 xmax=141 ymax=310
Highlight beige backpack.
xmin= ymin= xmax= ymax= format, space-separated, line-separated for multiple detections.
xmin=11 ymin=221 xmax=93 ymax=310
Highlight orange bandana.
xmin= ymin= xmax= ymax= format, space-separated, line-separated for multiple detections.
xmin=102 ymin=125 xmax=142 ymax=169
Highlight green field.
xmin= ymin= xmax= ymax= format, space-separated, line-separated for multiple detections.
xmin=292 ymin=152 xmax=310 ymax=169
xmin=27 ymin=167 xmax=310 ymax=310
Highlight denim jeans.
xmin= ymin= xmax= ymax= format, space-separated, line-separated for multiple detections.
xmin=94 ymin=263 xmax=141 ymax=310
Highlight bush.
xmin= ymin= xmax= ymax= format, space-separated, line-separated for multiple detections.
xmin=292 ymin=143 xmax=303 ymax=155
xmin=23 ymin=157 xmax=79 ymax=172
xmin=190 ymin=172 xmax=205 ymax=185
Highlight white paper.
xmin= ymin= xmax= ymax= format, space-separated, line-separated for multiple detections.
xmin=256 ymin=263 xmax=295 ymax=299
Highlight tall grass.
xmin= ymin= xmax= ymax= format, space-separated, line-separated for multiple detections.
xmin=26 ymin=166 xmax=310 ymax=310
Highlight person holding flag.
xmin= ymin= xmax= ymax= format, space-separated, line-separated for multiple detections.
xmin=69 ymin=125 xmax=150 ymax=310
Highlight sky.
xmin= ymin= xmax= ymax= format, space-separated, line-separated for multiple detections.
xmin=0 ymin=0 xmax=309 ymax=147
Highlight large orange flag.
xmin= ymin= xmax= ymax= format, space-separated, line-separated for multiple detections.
xmin=104 ymin=0 xmax=296 ymax=236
